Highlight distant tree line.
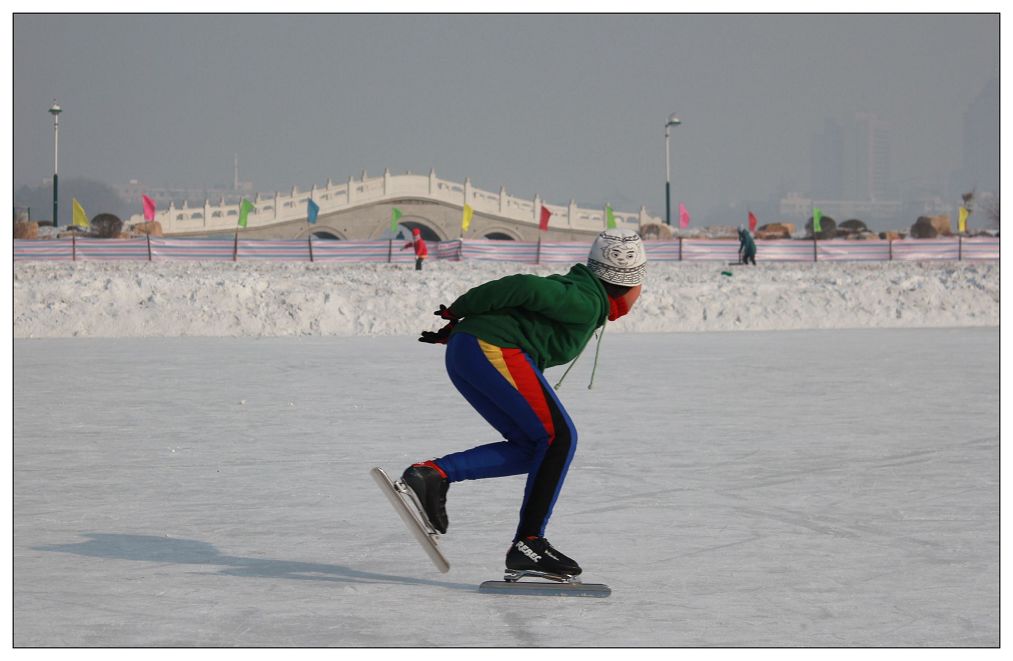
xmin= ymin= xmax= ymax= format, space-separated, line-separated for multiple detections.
xmin=14 ymin=178 xmax=128 ymax=224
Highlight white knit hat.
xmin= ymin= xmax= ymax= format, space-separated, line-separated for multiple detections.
xmin=587 ymin=229 xmax=646 ymax=286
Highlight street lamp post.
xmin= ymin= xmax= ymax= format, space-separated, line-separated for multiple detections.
xmin=665 ymin=113 xmax=681 ymax=226
xmin=49 ymin=101 xmax=62 ymax=227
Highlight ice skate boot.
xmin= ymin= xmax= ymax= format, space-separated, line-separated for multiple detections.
xmin=504 ymin=536 xmax=582 ymax=582
xmin=400 ymin=461 xmax=449 ymax=534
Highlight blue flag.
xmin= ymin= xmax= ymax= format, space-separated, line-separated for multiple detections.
xmin=307 ymin=199 xmax=320 ymax=225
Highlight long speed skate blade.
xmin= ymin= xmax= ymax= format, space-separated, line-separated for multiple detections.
xmin=479 ymin=580 xmax=611 ymax=598
xmin=370 ymin=467 xmax=450 ymax=573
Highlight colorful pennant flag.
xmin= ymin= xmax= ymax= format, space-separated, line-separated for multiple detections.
xmin=142 ymin=194 xmax=156 ymax=222
xmin=238 ymin=198 xmax=254 ymax=228
xmin=539 ymin=206 xmax=552 ymax=231
xmin=391 ymin=207 xmax=402 ymax=233
xmin=812 ymin=208 xmax=823 ymax=234
xmin=679 ymin=203 xmax=690 ymax=230
xmin=606 ymin=205 xmax=617 ymax=229
xmin=748 ymin=211 xmax=758 ymax=233
xmin=462 ymin=204 xmax=474 ymax=233
xmin=72 ymin=198 xmax=89 ymax=228
xmin=958 ymin=206 xmax=970 ymax=233
xmin=307 ymin=198 xmax=320 ymax=225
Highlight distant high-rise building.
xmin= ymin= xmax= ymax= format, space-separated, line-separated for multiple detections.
xmin=852 ymin=111 xmax=892 ymax=202
xmin=810 ymin=118 xmax=844 ymax=199
xmin=956 ymin=76 xmax=998 ymax=197
xmin=810 ymin=112 xmax=892 ymax=203
xmin=793 ymin=111 xmax=900 ymax=227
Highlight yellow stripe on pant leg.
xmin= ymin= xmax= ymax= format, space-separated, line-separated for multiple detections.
xmin=477 ymin=339 xmax=518 ymax=390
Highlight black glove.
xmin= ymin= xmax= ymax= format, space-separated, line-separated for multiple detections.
xmin=434 ymin=304 xmax=460 ymax=321
xmin=419 ymin=321 xmax=456 ymax=344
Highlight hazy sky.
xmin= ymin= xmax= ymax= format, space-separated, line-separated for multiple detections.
xmin=12 ymin=13 xmax=999 ymax=222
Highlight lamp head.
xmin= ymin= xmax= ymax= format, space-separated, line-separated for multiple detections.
xmin=49 ymin=102 xmax=62 ymax=116
xmin=666 ymin=113 xmax=681 ymax=127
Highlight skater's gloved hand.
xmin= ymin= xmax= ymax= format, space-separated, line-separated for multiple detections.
xmin=419 ymin=321 xmax=456 ymax=344
xmin=434 ymin=304 xmax=460 ymax=321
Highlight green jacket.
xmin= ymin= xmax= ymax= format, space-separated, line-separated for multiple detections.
xmin=449 ymin=263 xmax=609 ymax=370
xmin=738 ymin=229 xmax=756 ymax=255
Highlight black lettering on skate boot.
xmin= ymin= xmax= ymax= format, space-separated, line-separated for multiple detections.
xmin=504 ymin=537 xmax=582 ymax=582
xmin=484 ymin=537 xmax=609 ymax=597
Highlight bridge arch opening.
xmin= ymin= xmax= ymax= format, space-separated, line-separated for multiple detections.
xmin=311 ymin=231 xmax=342 ymax=240
xmin=484 ymin=232 xmax=515 ymax=240
xmin=398 ymin=222 xmax=440 ymax=242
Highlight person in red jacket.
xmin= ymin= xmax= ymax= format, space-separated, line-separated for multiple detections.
xmin=401 ymin=227 xmax=428 ymax=270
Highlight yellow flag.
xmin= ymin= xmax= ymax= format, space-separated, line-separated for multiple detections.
xmin=462 ymin=204 xmax=474 ymax=232
xmin=958 ymin=206 xmax=970 ymax=233
xmin=72 ymin=198 xmax=89 ymax=228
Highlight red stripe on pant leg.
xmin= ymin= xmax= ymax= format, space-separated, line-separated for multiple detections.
xmin=499 ymin=348 xmax=556 ymax=445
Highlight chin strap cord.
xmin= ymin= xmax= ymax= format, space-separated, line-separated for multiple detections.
xmin=554 ymin=323 xmax=606 ymax=391
xmin=587 ymin=323 xmax=606 ymax=390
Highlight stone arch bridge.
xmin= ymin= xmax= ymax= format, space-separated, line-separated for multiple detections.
xmin=128 ymin=169 xmax=668 ymax=242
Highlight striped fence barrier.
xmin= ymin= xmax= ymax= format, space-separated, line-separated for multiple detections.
xmin=817 ymin=240 xmax=892 ymax=262
xmin=537 ymin=241 xmax=594 ymax=264
xmin=13 ymin=237 xmax=999 ymax=264
xmin=237 ymin=239 xmax=311 ymax=262
xmin=149 ymin=238 xmax=237 ymax=261
xmin=460 ymin=239 xmax=541 ymax=263
xmin=644 ymin=241 xmax=682 ymax=262
xmin=74 ymin=238 xmax=151 ymax=261
xmin=959 ymin=237 xmax=1001 ymax=261
xmin=310 ymin=239 xmax=417 ymax=264
xmin=13 ymin=239 xmax=74 ymax=261
xmin=681 ymin=240 xmax=741 ymax=263
xmin=433 ymin=240 xmax=463 ymax=261
xmin=890 ymin=239 xmax=961 ymax=261
xmin=758 ymin=240 xmax=823 ymax=262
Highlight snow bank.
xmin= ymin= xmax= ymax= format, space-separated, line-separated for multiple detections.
xmin=13 ymin=260 xmax=998 ymax=338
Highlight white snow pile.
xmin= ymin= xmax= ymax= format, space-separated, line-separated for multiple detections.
xmin=13 ymin=259 xmax=999 ymax=338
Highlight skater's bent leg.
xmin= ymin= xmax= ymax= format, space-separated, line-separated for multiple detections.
xmin=435 ymin=334 xmax=551 ymax=482
xmin=515 ymin=378 xmax=578 ymax=540
xmin=439 ymin=336 xmax=563 ymax=479
xmin=440 ymin=333 xmax=580 ymax=538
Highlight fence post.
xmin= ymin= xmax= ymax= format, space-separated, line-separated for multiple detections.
xmin=958 ymin=236 xmax=963 ymax=261
xmin=678 ymin=237 xmax=683 ymax=261
xmin=889 ymin=239 xmax=893 ymax=261
xmin=813 ymin=238 xmax=818 ymax=262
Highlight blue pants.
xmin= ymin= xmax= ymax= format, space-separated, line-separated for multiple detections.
xmin=434 ymin=333 xmax=578 ymax=540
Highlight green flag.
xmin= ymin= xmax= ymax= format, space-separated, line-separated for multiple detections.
xmin=238 ymin=198 xmax=254 ymax=228
xmin=391 ymin=207 xmax=402 ymax=233
xmin=606 ymin=205 xmax=617 ymax=229
xmin=812 ymin=207 xmax=822 ymax=234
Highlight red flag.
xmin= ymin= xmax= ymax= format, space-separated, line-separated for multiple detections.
xmin=142 ymin=194 xmax=156 ymax=222
xmin=679 ymin=203 xmax=690 ymax=229
xmin=748 ymin=211 xmax=758 ymax=233
xmin=539 ymin=205 xmax=552 ymax=231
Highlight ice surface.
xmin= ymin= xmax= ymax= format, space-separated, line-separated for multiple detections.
xmin=14 ymin=330 xmax=998 ymax=646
